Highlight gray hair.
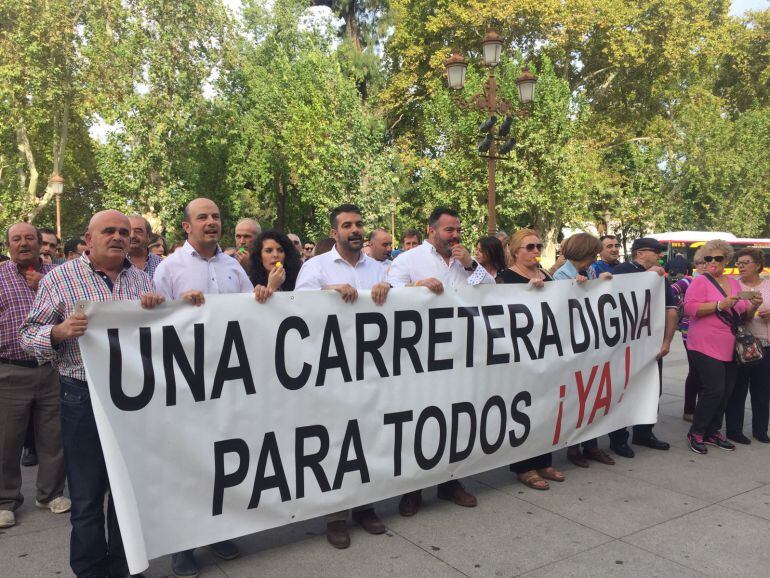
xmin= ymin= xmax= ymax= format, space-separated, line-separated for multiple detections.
xmin=701 ymin=239 xmax=734 ymax=262
xmin=128 ymin=214 xmax=152 ymax=235
xmin=236 ymin=218 xmax=262 ymax=235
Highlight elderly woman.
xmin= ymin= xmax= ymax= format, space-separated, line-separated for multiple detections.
xmin=498 ymin=229 xmax=566 ymax=489
xmin=725 ymin=248 xmax=770 ymax=444
xmin=683 ymin=240 xmax=763 ymax=454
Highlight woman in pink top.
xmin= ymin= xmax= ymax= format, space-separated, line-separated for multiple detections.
xmin=683 ymin=240 xmax=762 ymax=455
xmin=725 ymin=248 xmax=770 ymax=444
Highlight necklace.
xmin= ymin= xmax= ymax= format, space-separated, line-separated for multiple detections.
xmin=513 ymin=263 xmax=541 ymax=280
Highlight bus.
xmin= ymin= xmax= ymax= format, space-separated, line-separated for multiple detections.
xmin=647 ymin=231 xmax=770 ymax=275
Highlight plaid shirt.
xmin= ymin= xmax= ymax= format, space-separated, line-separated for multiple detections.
xmin=20 ymin=253 xmax=153 ymax=381
xmin=143 ymin=252 xmax=163 ymax=280
xmin=0 ymin=260 xmax=54 ymax=361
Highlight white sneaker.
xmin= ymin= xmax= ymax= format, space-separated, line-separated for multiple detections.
xmin=35 ymin=496 xmax=71 ymax=514
xmin=0 ymin=510 xmax=15 ymax=528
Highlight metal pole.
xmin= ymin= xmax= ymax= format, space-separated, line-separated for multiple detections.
xmin=486 ymin=70 xmax=497 ymax=236
xmin=55 ymin=194 xmax=62 ymax=239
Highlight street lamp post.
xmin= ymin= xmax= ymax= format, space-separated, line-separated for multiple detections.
xmin=48 ymin=173 xmax=65 ymax=239
xmin=445 ymin=32 xmax=537 ymax=236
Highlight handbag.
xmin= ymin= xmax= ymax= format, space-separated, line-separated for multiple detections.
xmin=704 ymin=274 xmax=764 ymax=366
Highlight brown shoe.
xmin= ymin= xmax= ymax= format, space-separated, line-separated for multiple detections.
xmin=352 ymin=508 xmax=386 ymax=534
xmin=399 ymin=490 xmax=422 ymax=517
xmin=583 ymin=448 xmax=615 ymax=465
xmin=437 ymin=480 xmax=477 ymax=507
xmin=326 ymin=520 xmax=350 ymax=549
xmin=567 ymin=447 xmax=589 ymax=468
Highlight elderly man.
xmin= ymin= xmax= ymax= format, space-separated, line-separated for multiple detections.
xmin=294 ymin=204 xmax=390 ymax=549
xmin=590 ymin=235 xmax=622 ymax=277
xmin=388 ymin=207 xmax=494 ymax=517
xmin=234 ymin=218 xmax=261 ymax=271
xmin=20 ymin=210 xmax=164 ymax=578
xmin=154 ymin=198 xmax=252 ymax=577
xmin=0 ymin=223 xmax=69 ymax=530
xmin=127 ymin=215 xmax=163 ymax=280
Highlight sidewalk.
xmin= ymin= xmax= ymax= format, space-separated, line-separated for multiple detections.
xmin=3 ymin=339 xmax=770 ymax=577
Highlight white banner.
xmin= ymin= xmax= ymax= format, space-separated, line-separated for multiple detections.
xmin=79 ymin=275 xmax=664 ymax=573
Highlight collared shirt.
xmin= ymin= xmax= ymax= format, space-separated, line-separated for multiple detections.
xmin=143 ymin=252 xmax=163 ymax=280
xmin=387 ymin=240 xmax=494 ymax=288
xmin=552 ymin=260 xmax=598 ymax=281
xmin=0 ymin=260 xmax=54 ymax=361
xmin=295 ymin=245 xmax=386 ymax=291
xmin=19 ymin=254 xmax=153 ymax=381
xmin=153 ymin=241 xmax=253 ymax=299
xmin=612 ymin=260 xmax=677 ymax=308
xmin=590 ymin=259 xmax=619 ymax=276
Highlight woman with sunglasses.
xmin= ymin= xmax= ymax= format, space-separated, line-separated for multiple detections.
xmin=725 ymin=248 xmax=770 ymax=444
xmin=497 ymin=229 xmax=566 ymax=489
xmin=683 ymin=240 xmax=763 ymax=454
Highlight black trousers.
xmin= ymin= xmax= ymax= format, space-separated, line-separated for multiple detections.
xmin=689 ymin=351 xmax=738 ymax=437
xmin=725 ymin=346 xmax=770 ymax=437
xmin=609 ymin=359 xmax=663 ymax=445
xmin=510 ymin=452 xmax=552 ymax=474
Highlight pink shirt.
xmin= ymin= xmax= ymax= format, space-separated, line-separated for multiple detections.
xmin=684 ymin=275 xmax=748 ymax=362
xmin=740 ymin=279 xmax=770 ymax=342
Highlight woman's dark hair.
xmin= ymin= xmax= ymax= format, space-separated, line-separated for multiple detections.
xmin=248 ymin=230 xmax=302 ymax=291
xmin=477 ymin=236 xmax=507 ymax=273
xmin=665 ymin=254 xmax=692 ymax=277
xmin=735 ymin=247 xmax=765 ymax=270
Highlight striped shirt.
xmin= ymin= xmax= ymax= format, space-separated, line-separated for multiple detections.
xmin=0 ymin=260 xmax=54 ymax=361
xmin=144 ymin=252 xmax=163 ymax=280
xmin=19 ymin=253 xmax=153 ymax=381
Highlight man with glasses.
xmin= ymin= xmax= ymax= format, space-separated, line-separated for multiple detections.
xmin=590 ymin=235 xmax=622 ymax=277
xmin=303 ymin=242 xmax=315 ymax=261
xmin=608 ymin=237 xmax=677 ymax=458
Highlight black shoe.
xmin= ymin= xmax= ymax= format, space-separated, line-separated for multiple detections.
xmin=688 ymin=433 xmax=708 ymax=455
xmin=171 ymin=550 xmax=199 ymax=578
xmin=705 ymin=433 xmax=735 ymax=451
xmin=754 ymin=433 xmax=770 ymax=443
xmin=21 ymin=448 xmax=38 ymax=467
xmin=726 ymin=432 xmax=751 ymax=445
xmin=611 ymin=442 xmax=635 ymax=458
xmin=632 ymin=433 xmax=670 ymax=450
xmin=209 ymin=540 xmax=239 ymax=560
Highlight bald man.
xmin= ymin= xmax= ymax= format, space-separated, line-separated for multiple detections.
xmin=20 ymin=210 xmax=164 ymax=578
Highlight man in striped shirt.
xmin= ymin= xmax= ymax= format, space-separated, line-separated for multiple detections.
xmin=20 ymin=210 xmax=165 ymax=578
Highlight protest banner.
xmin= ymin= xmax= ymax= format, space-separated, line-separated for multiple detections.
xmin=78 ymin=274 xmax=664 ymax=573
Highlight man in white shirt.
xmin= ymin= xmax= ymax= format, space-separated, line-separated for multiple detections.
xmin=387 ymin=207 xmax=494 ymax=517
xmin=294 ymin=204 xmax=390 ymax=549
xmin=153 ymin=197 xmax=251 ymax=577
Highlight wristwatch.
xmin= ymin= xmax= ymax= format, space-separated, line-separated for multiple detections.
xmin=464 ymin=261 xmax=479 ymax=272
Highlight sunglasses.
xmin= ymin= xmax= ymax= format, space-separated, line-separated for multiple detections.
xmin=304 ymin=246 xmax=314 ymax=250
xmin=520 ymin=243 xmax=544 ymax=251
xmin=704 ymin=255 xmax=725 ymax=262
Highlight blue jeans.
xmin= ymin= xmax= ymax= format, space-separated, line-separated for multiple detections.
xmin=60 ymin=377 xmax=128 ymax=578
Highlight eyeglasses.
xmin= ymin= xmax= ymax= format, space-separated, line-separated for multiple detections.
xmin=735 ymin=260 xmax=757 ymax=267
xmin=520 ymin=243 xmax=543 ymax=251
xmin=703 ymin=255 xmax=725 ymax=262
xmin=304 ymin=246 xmax=314 ymax=251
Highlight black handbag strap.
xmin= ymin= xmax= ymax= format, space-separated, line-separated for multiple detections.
xmin=703 ymin=273 xmax=742 ymax=328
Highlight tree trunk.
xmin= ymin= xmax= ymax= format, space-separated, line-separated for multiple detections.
xmin=343 ymin=0 xmax=362 ymax=52
xmin=275 ymin=178 xmax=286 ymax=232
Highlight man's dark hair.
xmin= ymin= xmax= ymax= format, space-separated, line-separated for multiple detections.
xmin=37 ymin=227 xmax=58 ymax=244
xmin=367 ymin=228 xmax=388 ymax=242
xmin=329 ymin=204 xmax=362 ymax=229
xmin=428 ymin=207 xmax=460 ymax=228
xmin=400 ymin=228 xmax=422 ymax=244
xmin=599 ymin=235 xmax=617 ymax=243
xmin=64 ymin=237 xmax=85 ymax=256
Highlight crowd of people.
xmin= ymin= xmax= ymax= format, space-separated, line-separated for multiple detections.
xmin=1 ymin=199 xmax=768 ymax=578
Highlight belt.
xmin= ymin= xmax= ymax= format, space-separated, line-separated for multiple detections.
xmin=0 ymin=357 xmax=48 ymax=369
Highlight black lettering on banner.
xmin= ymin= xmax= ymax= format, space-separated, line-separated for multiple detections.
xmin=212 ymin=439 xmax=249 ymax=515
xmin=507 ymin=304 xmax=537 ymax=362
xmin=355 ymin=313 xmax=389 ymax=381
xmin=393 ymin=310 xmax=424 ymax=376
xmin=568 ymin=299 xmax=590 ymax=353
xmin=294 ymin=425 xmax=331 ymax=498
xmin=384 ymin=410 xmax=414 ymax=476
xmin=509 ymin=391 xmax=532 ymax=447
xmin=449 ymin=402 xmax=477 ymax=463
xmin=414 ymin=406 xmax=447 ymax=470
xmin=163 ymin=323 xmax=205 ymax=406
xmin=275 ymin=317 xmax=312 ymax=390
xmin=332 ymin=420 xmax=370 ymax=490
xmin=248 ymin=432 xmax=291 ymax=509
xmin=316 ymin=315 xmax=352 ymax=386
xmin=619 ymin=292 xmax=638 ymax=342
xmin=584 ymin=297 xmax=600 ymax=350
xmin=598 ymin=294 xmax=621 ymax=347
xmin=428 ymin=308 xmax=454 ymax=371
xmin=538 ymin=303 xmax=563 ymax=358
xmin=211 ymin=321 xmax=255 ymax=399
xmin=479 ymin=396 xmax=506 ymax=454
xmin=108 ymin=327 xmax=155 ymax=411
xmin=636 ymin=289 xmax=652 ymax=339
xmin=482 ymin=305 xmax=509 ymax=365
xmin=457 ymin=307 xmax=480 ymax=368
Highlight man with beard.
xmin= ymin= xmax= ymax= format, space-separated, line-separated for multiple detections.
xmin=38 ymin=228 xmax=62 ymax=265
xmin=293 ymin=203 xmax=390 ymax=549
xmin=153 ymin=198 xmax=251 ymax=577
xmin=590 ymin=235 xmax=622 ymax=277
xmin=233 ymin=218 xmax=261 ymax=271
xmin=127 ymin=215 xmax=163 ymax=280
xmin=387 ymin=207 xmax=494 ymax=517
xmin=0 ymin=223 xmax=68 ymax=530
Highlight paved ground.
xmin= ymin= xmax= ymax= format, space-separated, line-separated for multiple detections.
xmin=3 ymin=339 xmax=770 ymax=577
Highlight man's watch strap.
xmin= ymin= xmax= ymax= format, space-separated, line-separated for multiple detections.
xmin=464 ymin=261 xmax=479 ymax=272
